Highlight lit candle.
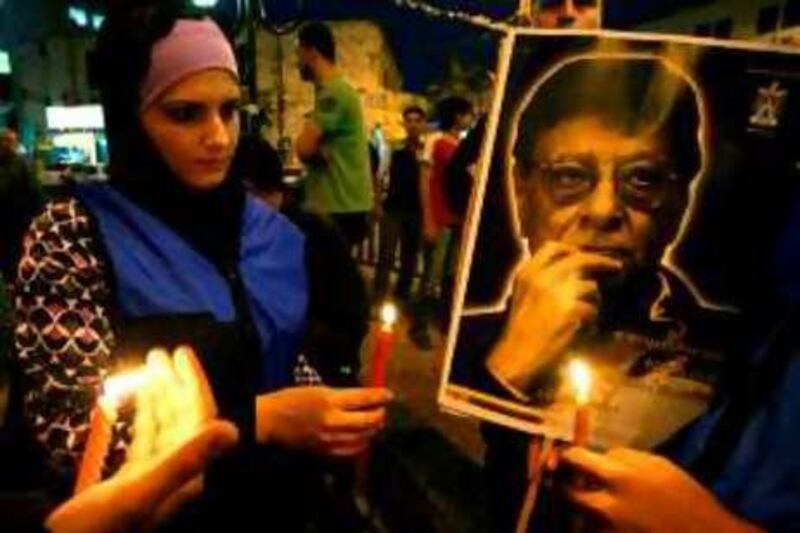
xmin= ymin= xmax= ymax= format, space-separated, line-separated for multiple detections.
xmin=356 ymin=303 xmax=399 ymax=498
xmin=74 ymin=368 xmax=149 ymax=494
xmin=370 ymin=302 xmax=398 ymax=388
xmin=568 ymin=359 xmax=592 ymax=447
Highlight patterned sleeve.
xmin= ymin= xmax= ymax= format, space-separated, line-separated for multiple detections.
xmin=293 ymin=353 xmax=323 ymax=386
xmin=13 ymin=198 xmax=125 ymax=480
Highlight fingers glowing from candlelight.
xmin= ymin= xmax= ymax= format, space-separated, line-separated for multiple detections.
xmin=125 ymin=346 xmax=213 ymax=471
xmin=147 ymin=349 xmax=185 ymax=455
xmin=174 ymin=345 xmax=217 ymax=420
xmin=127 ymin=372 xmax=157 ymax=469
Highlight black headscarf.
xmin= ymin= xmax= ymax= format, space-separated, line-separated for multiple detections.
xmin=89 ymin=1 xmax=244 ymax=269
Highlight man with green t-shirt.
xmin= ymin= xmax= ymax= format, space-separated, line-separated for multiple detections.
xmin=295 ymin=22 xmax=374 ymax=246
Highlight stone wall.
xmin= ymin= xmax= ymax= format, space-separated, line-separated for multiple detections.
xmin=255 ymin=20 xmax=427 ymax=167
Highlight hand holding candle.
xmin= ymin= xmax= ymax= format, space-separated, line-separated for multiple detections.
xmin=51 ymin=347 xmax=237 ymax=533
xmin=255 ymin=386 xmax=392 ymax=456
xmin=126 ymin=347 xmax=216 ymax=465
xmin=74 ymin=346 xmax=218 ymax=495
xmin=558 ymin=447 xmax=762 ymax=533
xmin=252 ymin=309 xmax=393 ymax=457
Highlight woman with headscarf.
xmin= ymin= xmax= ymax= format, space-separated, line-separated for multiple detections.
xmin=7 ymin=2 xmax=390 ymax=527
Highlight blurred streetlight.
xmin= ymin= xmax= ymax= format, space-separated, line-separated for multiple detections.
xmin=191 ymin=0 xmax=219 ymax=8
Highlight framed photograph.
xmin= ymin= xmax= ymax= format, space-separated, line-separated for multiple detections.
xmin=439 ymin=29 xmax=800 ymax=449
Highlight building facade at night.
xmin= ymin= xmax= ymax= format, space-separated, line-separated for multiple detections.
xmin=1 ymin=1 xmax=425 ymax=170
xmin=255 ymin=20 xmax=425 ymax=168
xmin=637 ymin=0 xmax=800 ymax=42
xmin=0 ymin=1 xmax=101 ymax=156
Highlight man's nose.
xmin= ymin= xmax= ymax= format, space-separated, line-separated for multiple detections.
xmin=557 ymin=0 xmax=577 ymax=27
xmin=582 ymin=171 xmax=624 ymax=230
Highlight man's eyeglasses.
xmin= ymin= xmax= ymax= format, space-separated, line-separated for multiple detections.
xmin=535 ymin=157 xmax=679 ymax=212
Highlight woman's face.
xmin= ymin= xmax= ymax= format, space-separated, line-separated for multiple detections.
xmin=141 ymin=69 xmax=241 ymax=190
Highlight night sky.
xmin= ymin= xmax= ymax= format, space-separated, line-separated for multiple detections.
xmin=250 ymin=0 xmax=713 ymax=92
xmin=0 ymin=0 xmax=715 ymax=92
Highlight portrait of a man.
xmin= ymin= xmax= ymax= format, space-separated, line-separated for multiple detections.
xmin=442 ymin=40 xmax=748 ymax=448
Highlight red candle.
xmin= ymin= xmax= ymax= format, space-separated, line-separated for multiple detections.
xmin=74 ymin=369 xmax=148 ymax=494
xmin=568 ymin=359 xmax=592 ymax=447
xmin=357 ymin=304 xmax=399 ymax=495
xmin=574 ymin=404 xmax=590 ymax=448
xmin=370 ymin=303 xmax=398 ymax=388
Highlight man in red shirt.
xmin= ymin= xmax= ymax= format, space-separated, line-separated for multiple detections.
xmin=411 ymin=96 xmax=474 ymax=349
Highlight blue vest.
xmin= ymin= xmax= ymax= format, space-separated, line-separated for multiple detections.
xmin=667 ymin=351 xmax=800 ymax=531
xmin=75 ymin=182 xmax=308 ymax=392
xmin=667 ymin=199 xmax=800 ymax=531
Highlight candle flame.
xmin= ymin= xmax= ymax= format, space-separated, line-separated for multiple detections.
xmin=380 ymin=302 xmax=399 ymax=328
xmin=103 ymin=368 xmax=149 ymax=406
xmin=568 ymin=359 xmax=592 ymax=406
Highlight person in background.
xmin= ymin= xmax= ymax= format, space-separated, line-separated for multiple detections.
xmin=234 ymin=134 xmax=373 ymax=530
xmin=0 ymin=127 xmax=43 ymax=282
xmin=295 ymin=21 xmax=375 ymax=248
xmin=235 ymin=134 xmax=285 ymax=211
xmin=0 ymin=127 xmax=42 ymax=400
xmin=373 ymin=105 xmax=427 ymax=305
xmin=358 ymin=137 xmax=381 ymax=266
xmin=411 ymin=96 xmax=474 ymax=350
xmin=234 ymin=134 xmax=369 ymax=387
